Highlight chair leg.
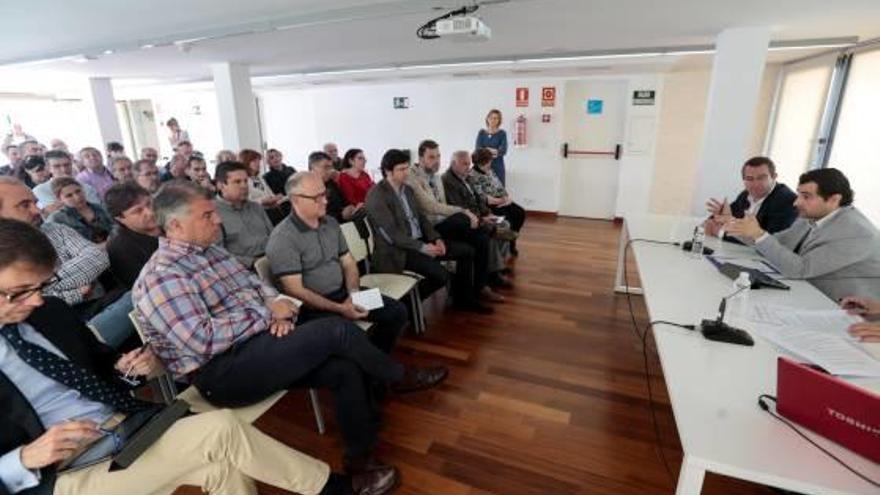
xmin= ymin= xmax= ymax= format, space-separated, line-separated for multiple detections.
xmin=412 ymin=287 xmax=426 ymax=335
xmin=309 ymin=388 xmax=326 ymax=435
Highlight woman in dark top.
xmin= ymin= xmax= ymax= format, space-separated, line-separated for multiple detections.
xmin=469 ymin=147 xmax=525 ymax=256
xmin=474 ymin=109 xmax=508 ymax=185
xmin=47 ymin=176 xmax=114 ymax=243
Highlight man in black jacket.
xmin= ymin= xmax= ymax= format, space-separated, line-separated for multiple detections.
xmin=104 ymin=183 xmax=160 ymax=289
xmin=0 ymin=218 xmax=395 ymax=495
xmin=704 ymin=156 xmax=798 ymax=241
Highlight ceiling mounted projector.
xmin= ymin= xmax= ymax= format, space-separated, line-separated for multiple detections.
xmin=434 ymin=15 xmax=492 ymax=41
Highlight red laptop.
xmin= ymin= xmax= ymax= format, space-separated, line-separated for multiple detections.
xmin=776 ymin=356 xmax=880 ymax=463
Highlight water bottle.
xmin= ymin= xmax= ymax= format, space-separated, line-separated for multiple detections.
xmin=690 ymin=225 xmax=706 ymax=259
xmin=729 ymin=271 xmax=752 ymax=319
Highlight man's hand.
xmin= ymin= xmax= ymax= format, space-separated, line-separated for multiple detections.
xmin=20 ymin=421 xmax=101 ymax=469
xmin=703 ymin=218 xmax=722 ymax=238
xmin=423 ymin=243 xmax=443 ymax=258
xmin=341 ymin=205 xmax=358 ymax=221
xmin=723 ymin=215 xmax=764 ymax=240
xmin=339 ymin=297 xmax=369 ymax=320
xmin=706 ymin=197 xmax=731 ymax=217
xmin=848 ymin=321 xmax=880 ymax=342
xmin=464 ymin=210 xmax=479 ymax=229
xmin=268 ymin=298 xmax=298 ymax=321
xmin=268 ymin=319 xmax=294 ymax=337
xmin=78 ymin=284 xmax=94 ymax=299
xmin=840 ymin=296 xmax=880 ymax=316
xmin=43 ymin=202 xmax=65 ymax=215
xmin=115 ymin=346 xmax=161 ymax=377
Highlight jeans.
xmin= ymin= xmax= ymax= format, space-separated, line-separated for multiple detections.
xmin=193 ymin=316 xmax=405 ymax=458
xmin=87 ymin=290 xmax=136 ymax=349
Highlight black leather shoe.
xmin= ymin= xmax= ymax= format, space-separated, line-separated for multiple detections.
xmin=351 ymin=465 xmax=399 ymax=495
xmin=391 ymin=365 xmax=449 ymax=394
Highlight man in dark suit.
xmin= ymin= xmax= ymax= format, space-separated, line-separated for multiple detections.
xmin=365 ymin=149 xmax=491 ymax=313
xmin=704 ymin=156 xmax=798 ymax=241
xmin=0 ymin=218 xmax=396 ymax=495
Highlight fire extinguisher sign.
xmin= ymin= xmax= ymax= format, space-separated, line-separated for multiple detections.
xmin=515 ymin=87 xmax=529 ymax=107
xmin=541 ymin=86 xmax=556 ymax=107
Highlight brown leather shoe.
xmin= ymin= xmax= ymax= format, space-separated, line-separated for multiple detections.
xmin=391 ymin=365 xmax=449 ymax=393
xmin=351 ymin=465 xmax=399 ymax=495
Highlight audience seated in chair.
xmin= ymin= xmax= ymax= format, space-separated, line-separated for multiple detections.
xmin=109 ymin=156 xmax=134 ymax=183
xmin=310 ymin=151 xmax=365 ymax=223
xmin=263 ymin=148 xmax=297 ymax=196
xmin=132 ymin=158 xmax=161 ymax=194
xmin=0 ymin=218 xmax=394 ymax=495
xmin=267 ymin=171 xmax=407 ymax=355
xmin=34 ymin=150 xmax=101 ymax=214
xmin=365 ymin=149 xmax=493 ymax=314
xmin=0 ymin=177 xmax=136 ymax=350
xmin=470 ymin=147 xmax=526 ymax=256
xmin=215 ymin=162 xmax=274 ymax=268
xmin=47 ymin=177 xmax=114 ymax=244
xmin=75 ymin=147 xmax=115 ymax=200
xmin=104 ymin=182 xmax=160 ymax=289
xmin=725 ymin=168 xmax=880 ymax=301
xmin=132 ymin=180 xmax=447 ymax=480
xmin=185 ymin=155 xmax=216 ymax=193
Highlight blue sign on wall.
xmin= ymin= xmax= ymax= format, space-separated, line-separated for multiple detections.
xmin=586 ymin=99 xmax=604 ymax=115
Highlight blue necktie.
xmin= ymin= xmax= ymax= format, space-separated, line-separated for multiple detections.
xmin=1 ymin=324 xmax=150 ymax=413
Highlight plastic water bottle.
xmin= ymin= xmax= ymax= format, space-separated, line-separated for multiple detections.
xmin=690 ymin=225 xmax=706 ymax=259
xmin=729 ymin=271 xmax=752 ymax=319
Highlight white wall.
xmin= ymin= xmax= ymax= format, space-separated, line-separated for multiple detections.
xmin=258 ymin=74 xmax=662 ymax=214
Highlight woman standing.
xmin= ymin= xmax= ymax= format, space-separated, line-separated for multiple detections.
xmin=337 ymin=148 xmax=374 ymax=207
xmin=166 ymin=117 xmax=190 ymax=150
xmin=475 ymin=109 xmax=508 ymax=185
xmin=469 ymin=147 xmax=525 ymax=256
xmin=48 ymin=177 xmax=115 ymax=243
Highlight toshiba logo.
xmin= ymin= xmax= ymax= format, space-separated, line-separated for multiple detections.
xmin=827 ymin=408 xmax=880 ymax=436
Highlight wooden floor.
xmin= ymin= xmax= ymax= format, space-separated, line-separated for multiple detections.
xmin=178 ymin=216 xmax=776 ymax=495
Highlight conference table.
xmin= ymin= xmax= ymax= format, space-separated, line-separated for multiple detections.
xmin=614 ymin=214 xmax=880 ymax=495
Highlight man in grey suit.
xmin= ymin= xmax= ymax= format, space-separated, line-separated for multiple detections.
xmin=725 ymin=168 xmax=880 ymax=301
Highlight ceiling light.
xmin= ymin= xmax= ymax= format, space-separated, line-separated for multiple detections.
xmin=305 ymin=67 xmax=397 ymax=77
xmin=140 ymin=43 xmax=155 ymax=49
xmin=767 ymin=43 xmax=854 ymax=52
xmin=102 ymin=49 xmax=115 ymax=55
xmin=517 ymin=53 xmax=663 ymax=64
xmin=400 ymin=60 xmax=513 ymax=70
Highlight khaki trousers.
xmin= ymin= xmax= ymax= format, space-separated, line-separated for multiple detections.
xmin=55 ymin=409 xmax=330 ymax=495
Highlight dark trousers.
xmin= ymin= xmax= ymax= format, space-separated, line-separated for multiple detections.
xmin=492 ymin=202 xmax=526 ymax=232
xmin=192 ymin=317 xmax=405 ymax=458
xmin=297 ymin=287 xmax=407 ymax=354
xmin=434 ymin=212 xmax=490 ymax=293
xmin=402 ymin=239 xmax=477 ymax=305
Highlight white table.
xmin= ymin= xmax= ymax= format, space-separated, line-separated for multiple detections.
xmin=616 ymin=214 xmax=880 ymax=495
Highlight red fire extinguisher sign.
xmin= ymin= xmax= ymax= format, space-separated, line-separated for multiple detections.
xmin=515 ymin=87 xmax=529 ymax=107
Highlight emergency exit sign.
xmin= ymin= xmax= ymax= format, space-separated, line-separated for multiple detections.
xmin=632 ymin=90 xmax=656 ymax=106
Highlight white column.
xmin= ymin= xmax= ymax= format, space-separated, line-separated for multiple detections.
xmin=691 ymin=27 xmax=770 ymax=213
xmin=211 ymin=62 xmax=261 ymax=151
xmin=85 ymin=77 xmax=123 ymax=146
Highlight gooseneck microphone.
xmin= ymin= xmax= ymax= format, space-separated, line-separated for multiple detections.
xmin=700 ymin=284 xmax=755 ymax=346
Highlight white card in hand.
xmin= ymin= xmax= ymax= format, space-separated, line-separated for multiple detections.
xmin=493 ymin=215 xmax=505 ymax=224
xmin=351 ymin=288 xmax=384 ymax=311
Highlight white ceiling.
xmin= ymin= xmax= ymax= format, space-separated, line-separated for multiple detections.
xmin=1 ymin=0 xmax=878 ymax=84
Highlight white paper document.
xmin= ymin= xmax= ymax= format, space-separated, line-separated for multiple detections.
xmin=747 ymin=303 xmax=880 ymax=377
xmin=351 ymin=288 xmax=384 ymax=311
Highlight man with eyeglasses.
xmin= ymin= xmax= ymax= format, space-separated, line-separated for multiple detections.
xmin=703 ymin=156 xmax=798 ymax=241
xmin=309 ymin=151 xmax=363 ymax=223
xmin=105 ymin=183 xmax=161 ymax=289
xmin=215 ymin=161 xmax=274 ymax=268
xmin=34 ymin=150 xmax=102 ymax=213
xmin=267 ymin=171 xmax=409 ymax=356
xmin=132 ymin=159 xmax=161 ymax=194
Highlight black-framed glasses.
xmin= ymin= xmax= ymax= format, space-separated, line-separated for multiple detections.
xmin=0 ymin=275 xmax=59 ymax=303
xmin=294 ymin=192 xmax=328 ymax=202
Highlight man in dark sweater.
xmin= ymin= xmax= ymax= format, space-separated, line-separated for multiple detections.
xmin=704 ymin=156 xmax=798 ymax=242
xmin=104 ymin=183 xmax=160 ymax=288
xmin=263 ymin=148 xmax=296 ymax=195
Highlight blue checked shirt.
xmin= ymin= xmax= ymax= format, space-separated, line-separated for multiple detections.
xmin=132 ymin=238 xmax=278 ymax=380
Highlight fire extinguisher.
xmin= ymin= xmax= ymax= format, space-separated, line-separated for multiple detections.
xmin=514 ymin=114 xmax=527 ymax=147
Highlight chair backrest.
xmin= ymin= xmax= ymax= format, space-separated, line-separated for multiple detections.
xmin=253 ymin=256 xmax=273 ymax=286
xmin=128 ymin=310 xmax=148 ymax=343
xmin=340 ymin=221 xmax=369 ymax=263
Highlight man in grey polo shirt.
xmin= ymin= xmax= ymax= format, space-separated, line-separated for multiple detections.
xmin=215 ymin=161 xmax=274 ymax=268
xmin=266 ymin=171 xmax=407 ymax=354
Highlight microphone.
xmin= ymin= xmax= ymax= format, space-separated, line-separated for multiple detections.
xmin=700 ymin=284 xmax=755 ymax=346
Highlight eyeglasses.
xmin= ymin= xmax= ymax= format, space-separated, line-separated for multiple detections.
xmin=294 ymin=192 xmax=328 ymax=202
xmin=0 ymin=275 xmax=58 ymax=303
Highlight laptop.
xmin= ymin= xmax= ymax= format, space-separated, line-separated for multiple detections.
xmin=712 ymin=260 xmax=790 ymax=290
xmin=776 ymin=357 xmax=880 ymax=463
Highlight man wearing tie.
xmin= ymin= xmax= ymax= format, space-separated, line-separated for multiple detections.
xmin=725 ymin=168 xmax=880 ymax=301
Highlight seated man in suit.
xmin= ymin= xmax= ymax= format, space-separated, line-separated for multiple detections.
xmin=365 ymin=149 xmax=492 ymax=314
xmin=267 ymin=171 xmax=409 ymax=354
xmin=0 ymin=177 xmax=136 ymax=350
xmin=841 ymin=296 xmax=880 ymax=342
xmin=215 ymin=162 xmax=274 ymax=268
xmin=704 ymin=156 xmax=798 ymax=241
xmin=105 ymin=183 xmax=160 ymax=289
xmin=0 ymin=218 xmax=391 ymax=495
xmin=133 ymin=180 xmax=446 ymax=480
xmin=725 ymin=168 xmax=880 ymax=301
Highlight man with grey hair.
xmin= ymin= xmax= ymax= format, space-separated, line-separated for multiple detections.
xmin=133 ymin=180 xmax=447 ymax=481
xmin=34 ymin=150 xmax=101 ymax=212
xmin=323 ymin=142 xmax=343 ymax=171
xmin=139 ymin=146 xmax=159 ymax=165
xmin=267 ymin=171 xmax=410 ymax=356
xmin=133 ymin=158 xmax=161 ymax=193
xmin=76 ymin=147 xmax=115 ymax=199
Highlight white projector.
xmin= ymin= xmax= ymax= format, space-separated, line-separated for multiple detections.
xmin=434 ymin=16 xmax=492 ymax=41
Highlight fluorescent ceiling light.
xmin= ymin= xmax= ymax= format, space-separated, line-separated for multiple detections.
xmin=517 ymin=52 xmax=663 ymax=63
xmin=400 ymin=60 xmax=514 ymax=70
xmin=768 ymin=42 xmax=854 ymax=52
xmin=305 ymin=67 xmax=397 ymax=77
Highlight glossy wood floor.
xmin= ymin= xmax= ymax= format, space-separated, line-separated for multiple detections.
xmin=177 ymin=216 xmax=775 ymax=495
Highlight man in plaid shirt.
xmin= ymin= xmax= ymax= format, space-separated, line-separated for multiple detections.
xmin=133 ymin=180 xmax=448 ymax=483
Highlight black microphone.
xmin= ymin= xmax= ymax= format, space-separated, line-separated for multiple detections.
xmin=700 ymin=284 xmax=755 ymax=346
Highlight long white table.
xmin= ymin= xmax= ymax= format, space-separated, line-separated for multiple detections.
xmin=616 ymin=214 xmax=880 ymax=495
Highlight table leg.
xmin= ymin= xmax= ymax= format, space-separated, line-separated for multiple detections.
xmin=675 ymin=455 xmax=706 ymax=495
xmin=614 ymin=219 xmax=644 ymax=294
